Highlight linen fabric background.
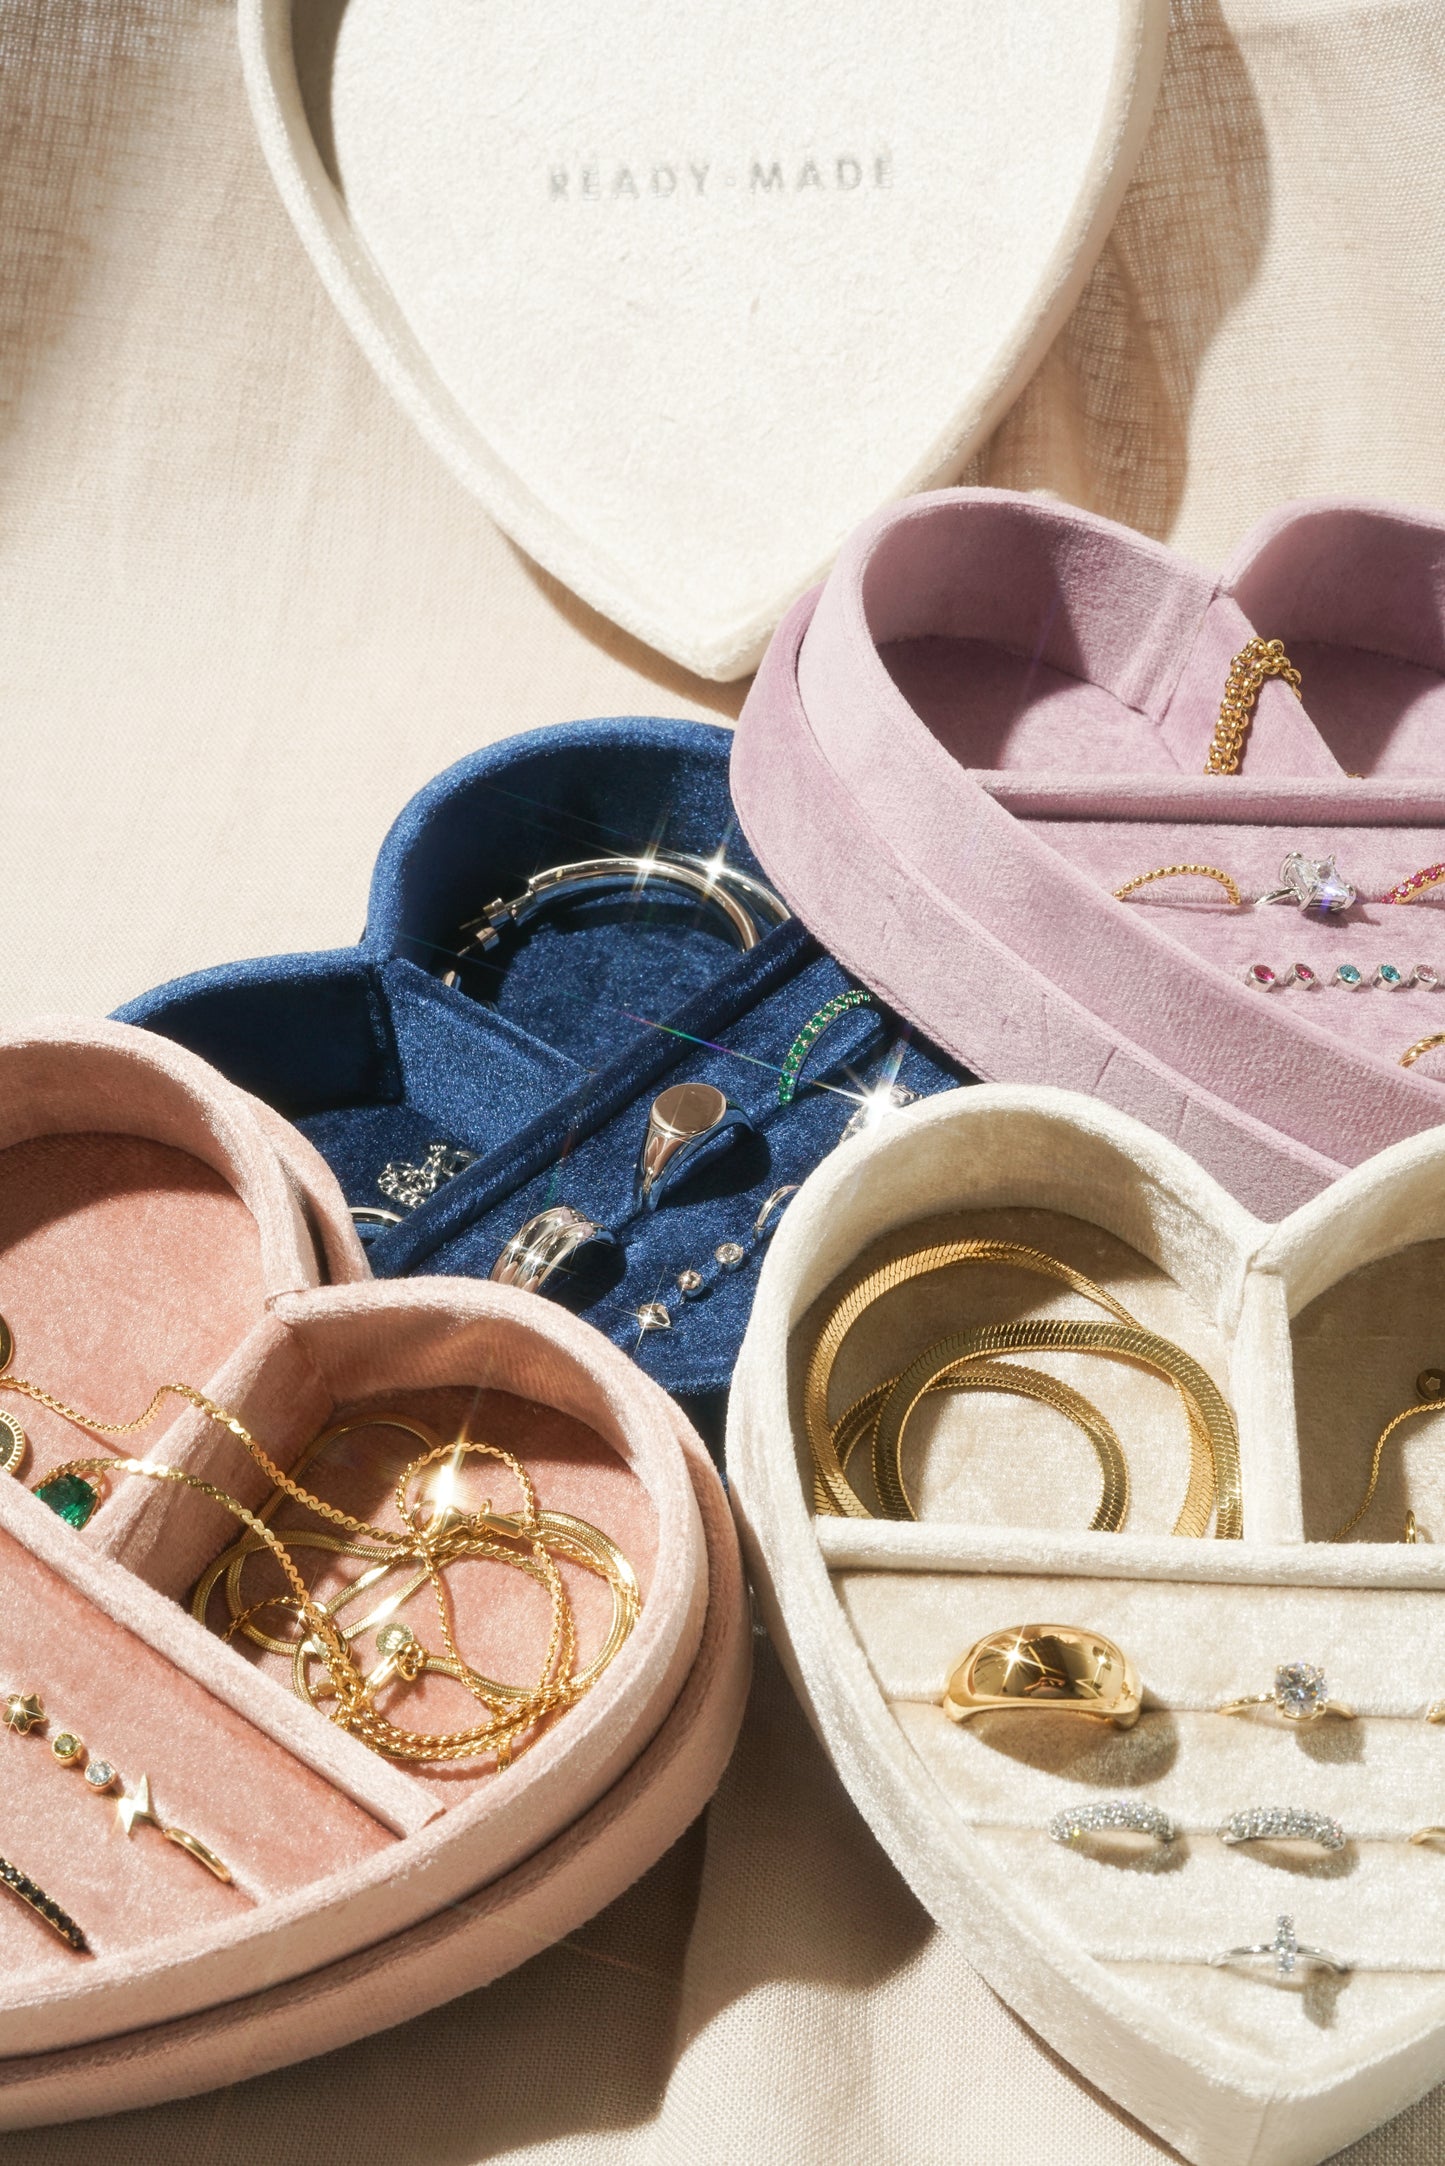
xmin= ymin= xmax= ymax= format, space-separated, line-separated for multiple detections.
xmin=2 ymin=1 xmax=1444 ymax=2159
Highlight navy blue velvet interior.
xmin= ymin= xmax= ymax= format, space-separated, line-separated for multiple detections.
xmin=118 ymin=718 xmax=972 ymax=1415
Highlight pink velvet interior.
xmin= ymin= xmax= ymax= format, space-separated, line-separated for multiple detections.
xmin=1023 ymin=819 xmax=1445 ymax=1069
xmin=866 ymin=493 xmax=1217 ymax=774
xmin=869 ymin=493 xmax=1445 ymax=779
xmin=0 ymin=1030 xmax=711 ymax=2071
xmin=0 ymin=1285 xmax=697 ymax=2062
xmin=192 ymin=1384 xmax=659 ymax=1802
xmin=857 ymin=496 xmax=1445 ymax=1080
xmin=0 ymin=1131 xmax=266 ymax=1489
xmin=0 ymin=1391 xmax=747 ymax=2126
xmin=0 ymin=1521 xmax=392 ymax=1991
xmin=1226 ymin=502 xmax=1445 ymax=775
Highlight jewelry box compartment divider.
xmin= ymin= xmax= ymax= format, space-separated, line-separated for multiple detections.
xmin=120 ymin=717 xmax=968 ymax=1405
xmin=0 ymin=1275 xmax=716 ymax=2063
xmin=728 ymin=1084 xmax=1445 ymax=2161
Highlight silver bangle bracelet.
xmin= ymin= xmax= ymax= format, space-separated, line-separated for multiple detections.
xmin=454 ymin=852 xmax=788 ymax=962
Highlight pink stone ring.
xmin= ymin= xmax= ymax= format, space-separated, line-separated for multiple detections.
xmin=1382 ymin=862 xmax=1445 ymax=905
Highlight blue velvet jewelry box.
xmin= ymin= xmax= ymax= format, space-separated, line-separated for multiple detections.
xmin=118 ymin=718 xmax=968 ymax=1427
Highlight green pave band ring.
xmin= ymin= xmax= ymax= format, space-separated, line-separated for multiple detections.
xmin=777 ymin=991 xmax=876 ymax=1105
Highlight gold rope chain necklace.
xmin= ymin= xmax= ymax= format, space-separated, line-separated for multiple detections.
xmin=0 ymin=1359 xmax=637 ymax=1765
xmin=1205 ymin=637 xmax=1303 ymax=776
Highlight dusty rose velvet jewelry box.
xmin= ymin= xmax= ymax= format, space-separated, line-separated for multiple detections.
xmin=0 ymin=1018 xmax=748 ymax=2126
xmin=732 ymin=489 xmax=1445 ymax=1219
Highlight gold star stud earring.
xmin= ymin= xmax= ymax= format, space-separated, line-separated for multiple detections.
xmin=3 ymin=1691 xmax=45 ymax=1735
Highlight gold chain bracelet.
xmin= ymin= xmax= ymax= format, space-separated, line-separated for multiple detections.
xmin=1205 ymin=637 xmax=1303 ymax=775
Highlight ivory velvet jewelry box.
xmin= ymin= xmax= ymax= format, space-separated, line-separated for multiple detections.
xmin=238 ymin=0 xmax=1165 ymax=676
xmin=0 ymin=1017 xmax=748 ymax=2126
xmin=728 ymin=1082 xmax=1445 ymax=2166
xmin=732 ymin=489 xmax=1445 ymax=1220
xmin=120 ymin=716 xmax=966 ymax=1430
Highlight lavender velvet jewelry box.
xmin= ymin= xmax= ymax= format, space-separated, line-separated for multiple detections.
xmin=732 ymin=490 xmax=1445 ymax=1220
xmin=120 ymin=716 xmax=967 ymax=1427
xmin=0 ymin=1017 xmax=748 ymax=2125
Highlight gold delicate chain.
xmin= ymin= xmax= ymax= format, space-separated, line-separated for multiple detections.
xmin=0 ymin=1376 xmax=424 ymax=1550
xmin=1331 ymin=1385 xmax=1445 ymax=1541
xmin=835 ymin=1358 xmax=1129 ymax=1531
xmin=802 ymin=1239 xmax=1242 ymax=1537
xmin=192 ymin=1410 xmax=639 ymax=1705
xmin=0 ymin=1376 xmax=638 ymax=1765
xmin=1205 ymin=637 xmax=1303 ymax=775
xmin=34 ymin=1449 xmax=576 ymax=1764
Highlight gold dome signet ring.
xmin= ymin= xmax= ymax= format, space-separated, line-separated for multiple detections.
xmin=942 ymin=1624 xmax=1141 ymax=1729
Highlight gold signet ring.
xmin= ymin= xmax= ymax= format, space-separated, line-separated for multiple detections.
xmin=942 ymin=1624 xmax=1140 ymax=1728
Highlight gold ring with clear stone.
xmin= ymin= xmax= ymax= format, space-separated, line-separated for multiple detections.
xmin=1217 ymin=1662 xmax=1355 ymax=1724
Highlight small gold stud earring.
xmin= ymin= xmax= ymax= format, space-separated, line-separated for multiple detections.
xmin=3 ymin=1692 xmax=45 ymax=1735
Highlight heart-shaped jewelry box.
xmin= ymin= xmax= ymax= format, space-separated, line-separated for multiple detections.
xmin=120 ymin=717 xmax=965 ymax=1424
xmin=732 ymin=489 xmax=1445 ymax=1218
xmin=728 ymin=1081 xmax=1445 ymax=2166
xmin=0 ymin=1018 xmax=748 ymax=2125
xmin=238 ymin=0 xmax=1164 ymax=676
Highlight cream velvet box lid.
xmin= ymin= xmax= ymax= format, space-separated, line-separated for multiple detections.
xmin=0 ymin=1019 xmax=748 ymax=2125
xmin=239 ymin=0 xmax=1165 ymax=677
xmin=728 ymin=1082 xmax=1445 ymax=2166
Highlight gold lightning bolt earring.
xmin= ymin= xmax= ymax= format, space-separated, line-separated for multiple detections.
xmin=114 ymin=1773 xmax=232 ymax=1883
xmin=115 ymin=1771 xmax=159 ymax=1837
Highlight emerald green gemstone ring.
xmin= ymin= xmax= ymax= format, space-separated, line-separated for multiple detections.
xmin=777 ymin=990 xmax=876 ymax=1106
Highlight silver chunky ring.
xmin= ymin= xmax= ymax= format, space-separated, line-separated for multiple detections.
xmin=490 ymin=1206 xmax=610 ymax=1294
xmin=1220 ymin=1806 xmax=1345 ymax=1853
xmin=1211 ymin=1914 xmax=1347 ymax=1980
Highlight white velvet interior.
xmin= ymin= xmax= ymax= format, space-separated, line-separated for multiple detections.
xmin=728 ymin=1084 xmax=1445 ymax=2165
xmin=251 ymin=0 xmax=1164 ymax=674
